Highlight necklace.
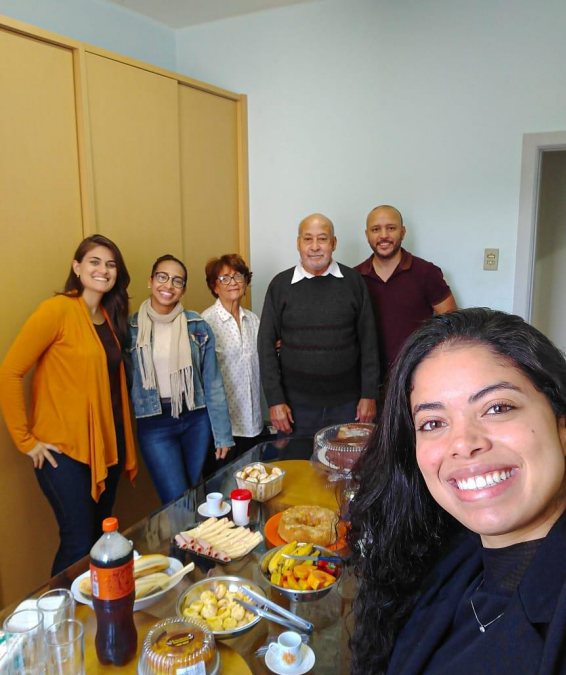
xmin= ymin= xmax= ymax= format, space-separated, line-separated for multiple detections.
xmin=470 ymin=580 xmax=504 ymax=633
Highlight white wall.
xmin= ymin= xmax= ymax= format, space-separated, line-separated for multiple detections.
xmin=532 ymin=151 xmax=566 ymax=350
xmin=0 ymin=0 xmax=176 ymax=70
xmin=176 ymin=0 xmax=566 ymax=315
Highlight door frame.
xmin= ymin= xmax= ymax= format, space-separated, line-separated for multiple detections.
xmin=514 ymin=130 xmax=566 ymax=320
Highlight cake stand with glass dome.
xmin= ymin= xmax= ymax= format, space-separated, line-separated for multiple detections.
xmin=311 ymin=423 xmax=375 ymax=482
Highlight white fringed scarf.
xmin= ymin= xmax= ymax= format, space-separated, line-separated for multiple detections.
xmin=135 ymin=299 xmax=194 ymax=417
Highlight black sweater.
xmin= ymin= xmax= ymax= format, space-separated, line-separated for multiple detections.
xmin=258 ymin=264 xmax=379 ymax=408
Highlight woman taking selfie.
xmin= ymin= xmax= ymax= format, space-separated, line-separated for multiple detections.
xmin=349 ymin=308 xmax=566 ymax=675
xmin=0 ymin=235 xmax=137 ymax=575
xmin=202 ymin=254 xmax=263 ymax=458
xmin=130 ymin=254 xmax=233 ymax=504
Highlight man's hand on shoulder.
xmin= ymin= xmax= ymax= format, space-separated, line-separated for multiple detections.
xmin=270 ymin=404 xmax=294 ymax=434
xmin=356 ymin=398 xmax=377 ymax=423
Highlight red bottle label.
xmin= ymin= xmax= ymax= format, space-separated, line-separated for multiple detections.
xmin=90 ymin=559 xmax=134 ymax=600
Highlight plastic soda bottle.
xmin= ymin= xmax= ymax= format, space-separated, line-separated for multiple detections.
xmin=90 ymin=517 xmax=137 ymax=665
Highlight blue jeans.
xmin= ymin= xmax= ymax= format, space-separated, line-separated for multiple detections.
xmin=279 ymin=400 xmax=358 ymax=438
xmin=137 ymin=403 xmax=212 ymax=505
xmin=35 ymin=424 xmax=124 ymax=576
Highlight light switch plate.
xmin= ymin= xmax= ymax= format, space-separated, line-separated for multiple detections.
xmin=483 ymin=248 xmax=499 ymax=271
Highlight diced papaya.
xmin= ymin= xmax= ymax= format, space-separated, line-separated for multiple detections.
xmin=323 ymin=580 xmax=335 ymax=587
xmin=294 ymin=565 xmax=310 ymax=580
xmin=287 ymin=574 xmax=300 ymax=590
xmin=307 ymin=570 xmax=326 ymax=590
xmin=316 ymin=569 xmax=336 ymax=584
xmin=271 ymin=572 xmax=282 ymax=586
xmin=298 ymin=580 xmax=310 ymax=591
xmin=282 ymin=579 xmax=289 ymax=588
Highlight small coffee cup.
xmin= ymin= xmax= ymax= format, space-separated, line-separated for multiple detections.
xmin=206 ymin=492 xmax=224 ymax=516
xmin=268 ymin=631 xmax=303 ymax=670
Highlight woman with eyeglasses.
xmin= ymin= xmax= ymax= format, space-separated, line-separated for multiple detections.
xmin=0 ymin=234 xmax=137 ymax=575
xmin=202 ymin=254 xmax=263 ymax=458
xmin=129 ymin=254 xmax=233 ymax=504
xmin=348 ymin=308 xmax=566 ymax=675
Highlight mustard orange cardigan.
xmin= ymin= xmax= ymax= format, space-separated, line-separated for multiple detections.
xmin=0 ymin=295 xmax=137 ymax=501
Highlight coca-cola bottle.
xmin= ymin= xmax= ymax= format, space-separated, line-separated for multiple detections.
xmin=90 ymin=517 xmax=137 ymax=665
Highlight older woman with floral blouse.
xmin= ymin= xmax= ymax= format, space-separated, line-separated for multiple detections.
xmin=202 ymin=254 xmax=263 ymax=457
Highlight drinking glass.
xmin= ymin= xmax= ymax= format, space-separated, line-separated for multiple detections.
xmin=37 ymin=589 xmax=75 ymax=630
xmin=2 ymin=608 xmax=45 ymax=675
xmin=44 ymin=619 xmax=85 ymax=675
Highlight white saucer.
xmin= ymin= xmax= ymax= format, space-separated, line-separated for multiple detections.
xmin=197 ymin=501 xmax=231 ymax=518
xmin=265 ymin=644 xmax=315 ymax=674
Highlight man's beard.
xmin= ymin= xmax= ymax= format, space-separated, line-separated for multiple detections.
xmin=372 ymin=240 xmax=402 ymax=261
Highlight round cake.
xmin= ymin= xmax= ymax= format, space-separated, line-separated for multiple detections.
xmin=313 ymin=423 xmax=375 ymax=475
xmin=278 ymin=505 xmax=338 ymax=547
xmin=143 ymin=618 xmax=216 ymax=674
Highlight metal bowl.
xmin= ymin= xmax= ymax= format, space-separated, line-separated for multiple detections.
xmin=176 ymin=575 xmax=266 ymax=639
xmin=258 ymin=544 xmax=341 ymax=602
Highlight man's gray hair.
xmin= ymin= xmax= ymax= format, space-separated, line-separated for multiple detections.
xmin=298 ymin=214 xmax=335 ymax=236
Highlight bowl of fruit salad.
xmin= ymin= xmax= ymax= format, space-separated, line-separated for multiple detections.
xmin=258 ymin=542 xmax=342 ymax=602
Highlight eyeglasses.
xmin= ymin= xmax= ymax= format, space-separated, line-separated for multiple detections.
xmin=217 ymin=273 xmax=246 ymax=285
xmin=152 ymin=272 xmax=186 ymax=289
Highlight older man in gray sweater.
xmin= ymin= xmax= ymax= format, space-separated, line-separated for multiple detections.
xmin=258 ymin=213 xmax=379 ymax=436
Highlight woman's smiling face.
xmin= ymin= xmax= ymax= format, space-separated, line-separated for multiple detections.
xmin=148 ymin=259 xmax=186 ymax=314
xmin=411 ymin=344 xmax=566 ymax=548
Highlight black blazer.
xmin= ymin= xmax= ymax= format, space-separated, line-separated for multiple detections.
xmin=387 ymin=514 xmax=566 ymax=675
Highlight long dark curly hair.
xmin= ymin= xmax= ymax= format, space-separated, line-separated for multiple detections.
xmin=347 ymin=308 xmax=566 ymax=675
xmin=62 ymin=234 xmax=131 ymax=351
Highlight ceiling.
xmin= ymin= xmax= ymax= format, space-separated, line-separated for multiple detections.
xmin=104 ymin=0 xmax=322 ymax=28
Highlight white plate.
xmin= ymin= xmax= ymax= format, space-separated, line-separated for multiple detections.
xmin=265 ymin=644 xmax=315 ymax=674
xmin=71 ymin=557 xmax=184 ymax=612
xmin=197 ymin=501 xmax=231 ymax=518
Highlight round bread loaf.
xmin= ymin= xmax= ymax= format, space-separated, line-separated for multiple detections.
xmin=278 ymin=505 xmax=338 ymax=547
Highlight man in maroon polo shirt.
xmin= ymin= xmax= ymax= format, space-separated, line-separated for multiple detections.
xmin=354 ymin=205 xmax=457 ymax=383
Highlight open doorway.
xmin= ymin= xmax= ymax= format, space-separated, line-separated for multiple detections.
xmin=513 ymin=132 xmax=566 ymax=346
xmin=530 ymin=150 xmax=566 ymax=351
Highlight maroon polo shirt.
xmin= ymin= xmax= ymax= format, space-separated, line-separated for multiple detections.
xmin=354 ymin=249 xmax=452 ymax=379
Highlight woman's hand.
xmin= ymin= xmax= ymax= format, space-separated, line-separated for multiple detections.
xmin=27 ymin=442 xmax=62 ymax=469
xmin=215 ymin=446 xmax=231 ymax=460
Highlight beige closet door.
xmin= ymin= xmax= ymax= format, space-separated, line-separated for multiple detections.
xmin=0 ymin=28 xmax=83 ymax=605
xmin=85 ymin=53 xmax=183 ymax=309
xmin=178 ymin=85 xmax=241 ymax=313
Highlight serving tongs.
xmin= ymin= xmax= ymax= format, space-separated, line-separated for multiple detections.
xmin=237 ymin=585 xmax=314 ymax=634
xmin=281 ymin=553 xmax=342 ymax=564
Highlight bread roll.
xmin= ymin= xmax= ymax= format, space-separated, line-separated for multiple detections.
xmin=134 ymin=554 xmax=170 ymax=578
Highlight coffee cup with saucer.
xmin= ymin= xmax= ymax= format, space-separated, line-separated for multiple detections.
xmin=198 ymin=493 xmax=231 ymax=518
xmin=265 ymin=632 xmax=315 ymax=674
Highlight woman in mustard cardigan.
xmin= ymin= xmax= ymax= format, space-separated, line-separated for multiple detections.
xmin=0 ymin=234 xmax=137 ymax=575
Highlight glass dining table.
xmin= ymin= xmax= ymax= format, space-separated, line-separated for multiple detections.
xmin=0 ymin=437 xmax=355 ymax=674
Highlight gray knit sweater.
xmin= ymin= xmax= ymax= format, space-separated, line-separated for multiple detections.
xmin=258 ymin=264 xmax=380 ymax=408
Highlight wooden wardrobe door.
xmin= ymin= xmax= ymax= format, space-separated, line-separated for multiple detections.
xmin=0 ymin=28 xmax=83 ymax=605
xmin=85 ymin=53 xmax=183 ymax=309
xmin=178 ymin=85 xmax=241 ymax=313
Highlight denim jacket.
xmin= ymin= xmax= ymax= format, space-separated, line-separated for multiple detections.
xmin=129 ymin=310 xmax=234 ymax=448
